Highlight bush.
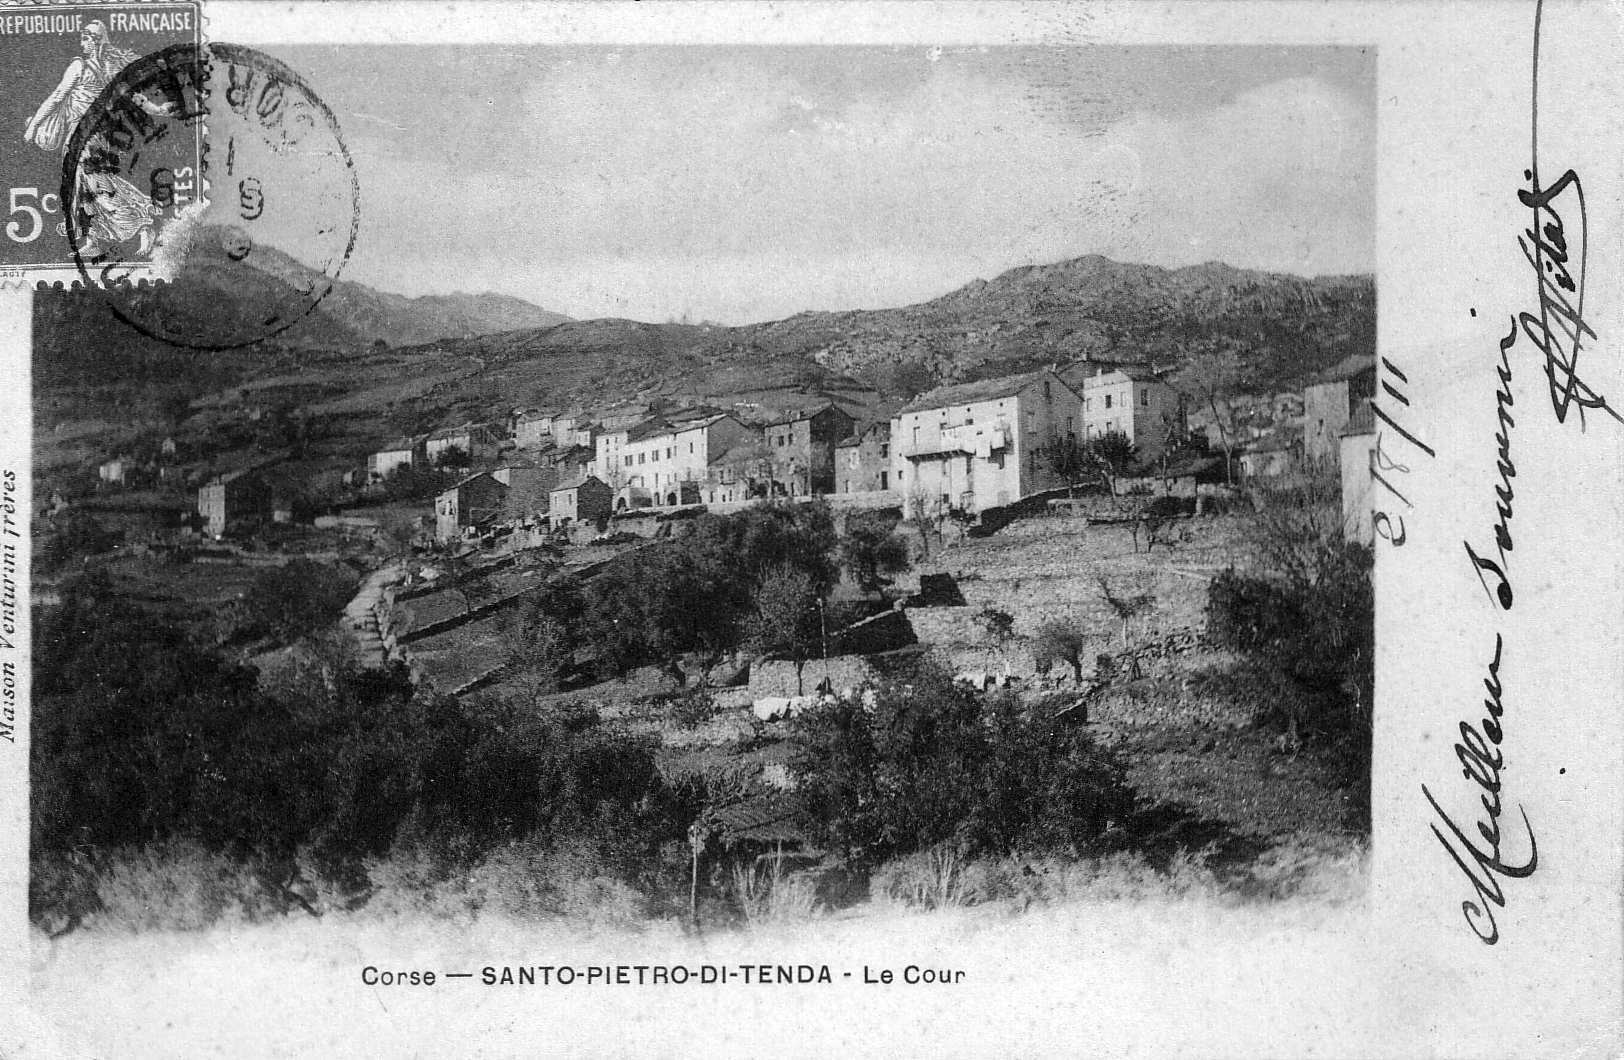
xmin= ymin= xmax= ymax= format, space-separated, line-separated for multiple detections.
xmin=1032 ymin=620 xmax=1088 ymax=681
xmin=1205 ymin=478 xmax=1373 ymax=794
xmin=841 ymin=512 xmax=911 ymax=590
xmin=33 ymin=581 xmax=701 ymax=870
xmin=235 ymin=559 xmax=357 ymax=642
xmin=667 ymin=685 xmax=716 ymax=730
xmin=83 ymin=839 xmax=284 ymax=932
xmin=789 ymin=662 xmax=1132 ymax=864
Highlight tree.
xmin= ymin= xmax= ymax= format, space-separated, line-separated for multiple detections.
xmin=745 ymin=563 xmax=825 ymax=694
xmin=1172 ymin=342 xmax=1248 ymax=485
xmin=38 ymin=511 xmax=118 ymax=571
xmin=435 ymin=445 xmax=471 ymax=470
xmin=1037 ymin=435 xmax=1096 ymax=499
xmin=236 ymin=560 xmax=357 ymax=644
xmin=1096 ymin=575 xmax=1154 ymax=648
xmin=904 ymin=487 xmax=945 ymax=558
xmin=1086 ymin=431 xmax=1138 ymax=476
xmin=788 ymin=661 xmax=1132 ymax=863
xmin=840 ymin=512 xmax=911 ymax=591
xmin=506 ymin=610 xmax=576 ymax=701
xmin=1137 ymin=495 xmax=1185 ymax=552
xmin=1206 ymin=474 xmax=1374 ymax=769
xmin=1032 ymin=620 xmax=1088 ymax=682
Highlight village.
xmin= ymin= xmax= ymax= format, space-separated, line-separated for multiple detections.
xmin=41 ymin=348 xmax=1381 ymax=700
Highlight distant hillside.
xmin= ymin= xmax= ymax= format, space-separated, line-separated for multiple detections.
xmin=231 ymin=244 xmax=571 ymax=347
xmin=442 ymin=255 xmax=1373 ymax=412
xmin=34 ymin=250 xmax=1371 ymax=459
xmin=733 ymin=255 xmax=1374 ymax=396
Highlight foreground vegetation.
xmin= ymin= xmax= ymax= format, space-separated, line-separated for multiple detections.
xmin=32 ymin=485 xmax=1371 ymax=936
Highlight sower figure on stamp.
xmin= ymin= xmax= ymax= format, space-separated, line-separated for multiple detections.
xmin=23 ymin=21 xmax=169 ymax=257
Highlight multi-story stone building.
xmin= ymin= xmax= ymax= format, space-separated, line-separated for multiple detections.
xmin=760 ymin=403 xmax=856 ymax=497
xmin=889 ymin=369 xmax=1083 ymax=514
xmin=834 ymin=421 xmax=892 ymax=495
xmin=1076 ymin=366 xmax=1184 ymax=463
xmin=1304 ymin=354 xmax=1377 ymax=471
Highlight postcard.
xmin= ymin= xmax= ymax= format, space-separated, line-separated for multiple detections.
xmin=1 ymin=1 xmax=1619 ymax=1056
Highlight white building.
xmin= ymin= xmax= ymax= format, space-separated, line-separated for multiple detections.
xmin=514 ymin=410 xmax=557 ymax=450
xmin=890 ymin=369 xmax=1083 ymax=514
xmin=368 ymin=437 xmax=422 ymax=481
xmin=1077 ymin=367 xmax=1183 ymax=462
xmin=607 ymin=413 xmax=758 ymax=507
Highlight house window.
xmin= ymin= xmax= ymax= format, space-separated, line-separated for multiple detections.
xmin=880 ymin=443 xmax=889 ymax=458
xmin=912 ymin=427 xmax=920 ymax=446
xmin=638 ymin=453 xmax=645 ymax=464
xmin=1104 ymin=395 xmax=1113 ymax=409
xmin=880 ymin=471 xmax=888 ymax=490
xmin=1140 ymin=388 xmax=1149 ymax=407
xmin=624 ymin=455 xmax=633 ymax=466
xmin=689 ymin=443 xmax=695 ymax=454
xmin=1044 ymin=381 xmax=1052 ymax=402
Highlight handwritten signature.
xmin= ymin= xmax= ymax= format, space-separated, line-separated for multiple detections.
xmin=1422 ymin=635 xmax=1537 ymax=946
xmin=1517 ymin=1 xmax=1621 ymax=428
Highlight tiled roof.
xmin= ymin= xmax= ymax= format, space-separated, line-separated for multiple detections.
xmin=1310 ymin=354 xmax=1377 ymax=386
xmin=551 ymin=473 xmax=605 ymax=493
xmin=900 ymin=370 xmax=1061 ymax=414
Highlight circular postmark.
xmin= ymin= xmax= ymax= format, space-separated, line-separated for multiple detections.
xmin=61 ymin=42 xmax=359 ymax=350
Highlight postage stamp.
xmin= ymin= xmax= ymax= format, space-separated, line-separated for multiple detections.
xmin=0 ymin=1 xmax=202 ymax=280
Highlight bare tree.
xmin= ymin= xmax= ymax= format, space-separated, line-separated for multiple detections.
xmin=1096 ymin=575 xmax=1154 ymax=649
xmin=1172 ymin=342 xmax=1247 ymax=486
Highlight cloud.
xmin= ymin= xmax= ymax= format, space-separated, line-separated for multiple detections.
xmin=1097 ymin=76 xmax=1375 ymax=275
xmin=334 ymin=53 xmax=1372 ymax=322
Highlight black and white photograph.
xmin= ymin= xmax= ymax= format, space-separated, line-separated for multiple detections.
xmin=4 ymin=2 xmax=1621 ymax=1056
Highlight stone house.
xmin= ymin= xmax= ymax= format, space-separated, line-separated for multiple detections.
xmin=424 ymin=422 xmax=497 ymax=466
xmin=1075 ymin=365 xmax=1184 ymax=462
xmin=1238 ymin=427 xmax=1303 ymax=480
xmin=609 ymin=413 xmax=758 ymax=508
xmin=494 ymin=464 xmax=560 ymax=522
xmin=834 ymin=421 xmax=892 ymax=495
xmin=435 ymin=471 xmax=508 ymax=541
xmin=368 ymin=436 xmax=425 ymax=481
xmin=197 ymin=469 xmax=272 ymax=537
xmin=513 ymin=410 xmax=558 ymax=450
xmin=760 ymin=403 xmax=856 ymax=497
xmin=890 ymin=369 xmax=1082 ymax=514
xmin=1304 ymin=354 xmax=1377 ymax=471
xmin=549 ymin=474 xmax=613 ymax=526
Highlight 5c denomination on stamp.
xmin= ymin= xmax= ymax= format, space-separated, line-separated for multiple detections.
xmin=0 ymin=1 xmax=201 ymax=278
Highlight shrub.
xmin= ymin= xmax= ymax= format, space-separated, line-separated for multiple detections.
xmin=462 ymin=836 xmax=648 ymax=927
xmin=730 ymin=857 xmax=820 ymax=926
xmin=236 ymin=559 xmax=357 ymax=643
xmin=841 ymin=512 xmax=911 ymax=590
xmin=668 ymin=685 xmax=716 ymax=730
xmin=86 ymin=839 xmax=283 ymax=932
xmin=1205 ymin=477 xmax=1373 ymax=796
xmin=789 ymin=662 xmax=1132 ymax=864
xmin=1031 ymin=620 xmax=1088 ymax=681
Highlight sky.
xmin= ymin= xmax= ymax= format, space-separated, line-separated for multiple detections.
xmin=276 ymin=44 xmax=1375 ymax=325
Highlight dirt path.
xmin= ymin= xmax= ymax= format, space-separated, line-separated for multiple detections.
xmin=341 ymin=562 xmax=405 ymax=667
